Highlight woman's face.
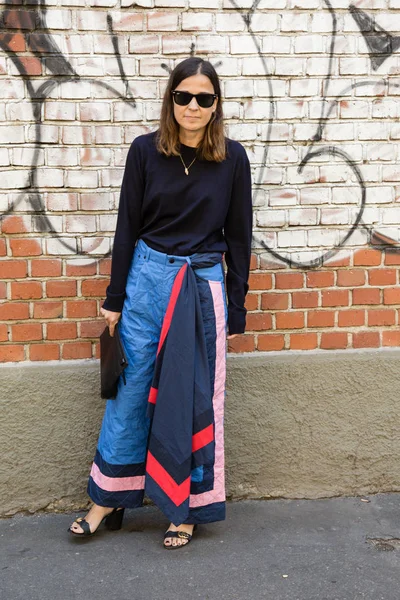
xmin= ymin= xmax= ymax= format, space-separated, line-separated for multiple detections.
xmin=172 ymin=74 xmax=218 ymax=139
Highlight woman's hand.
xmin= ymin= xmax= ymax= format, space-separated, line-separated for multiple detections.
xmin=100 ymin=307 xmax=121 ymax=337
xmin=227 ymin=334 xmax=238 ymax=340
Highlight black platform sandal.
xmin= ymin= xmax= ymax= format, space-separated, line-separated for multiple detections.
xmin=68 ymin=507 xmax=125 ymax=537
xmin=163 ymin=524 xmax=197 ymax=549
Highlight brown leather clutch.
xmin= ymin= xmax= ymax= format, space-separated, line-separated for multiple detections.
xmin=100 ymin=323 xmax=128 ymax=399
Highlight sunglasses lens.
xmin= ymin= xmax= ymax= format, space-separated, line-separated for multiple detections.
xmin=197 ymin=94 xmax=215 ymax=108
xmin=173 ymin=91 xmax=216 ymax=108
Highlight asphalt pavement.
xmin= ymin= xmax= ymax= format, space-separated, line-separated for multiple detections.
xmin=1 ymin=494 xmax=400 ymax=600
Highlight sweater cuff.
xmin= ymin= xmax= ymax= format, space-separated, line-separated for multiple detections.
xmin=228 ymin=307 xmax=246 ymax=335
xmin=102 ymin=287 xmax=125 ymax=313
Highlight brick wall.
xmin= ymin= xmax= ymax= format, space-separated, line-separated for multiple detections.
xmin=1 ymin=0 xmax=400 ymax=362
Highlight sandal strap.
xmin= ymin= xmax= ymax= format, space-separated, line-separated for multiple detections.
xmin=164 ymin=529 xmax=192 ymax=541
xmin=74 ymin=517 xmax=91 ymax=535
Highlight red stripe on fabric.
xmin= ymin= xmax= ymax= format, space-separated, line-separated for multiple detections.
xmin=157 ymin=263 xmax=188 ymax=356
xmin=146 ymin=451 xmax=190 ymax=507
xmin=148 ymin=386 xmax=158 ymax=405
xmin=192 ymin=424 xmax=214 ymax=453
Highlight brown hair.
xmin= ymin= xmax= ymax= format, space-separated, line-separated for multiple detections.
xmin=155 ymin=57 xmax=226 ymax=162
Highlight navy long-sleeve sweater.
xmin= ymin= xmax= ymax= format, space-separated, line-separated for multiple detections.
xmin=102 ymin=130 xmax=253 ymax=334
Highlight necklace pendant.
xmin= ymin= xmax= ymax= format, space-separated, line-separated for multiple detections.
xmin=185 ymin=167 xmax=189 ymax=175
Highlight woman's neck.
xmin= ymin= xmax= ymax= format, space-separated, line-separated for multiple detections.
xmin=179 ymin=129 xmax=204 ymax=148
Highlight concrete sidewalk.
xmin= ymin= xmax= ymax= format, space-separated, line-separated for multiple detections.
xmin=1 ymin=494 xmax=400 ymax=600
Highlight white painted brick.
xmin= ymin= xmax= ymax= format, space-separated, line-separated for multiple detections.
xmin=79 ymin=102 xmax=111 ymax=122
xmin=300 ymin=187 xmax=330 ymax=205
xmin=278 ymin=229 xmax=307 ymax=248
xmin=224 ymin=79 xmax=255 ymax=98
xmin=65 ymin=215 xmax=97 ymax=233
xmin=372 ymin=100 xmax=398 ymax=119
xmin=307 ymin=229 xmax=339 ymax=247
xmin=311 ymin=12 xmax=341 ymax=33
xmin=66 ymin=170 xmax=98 ymax=188
xmin=46 ymin=237 xmax=77 ymax=255
xmin=306 ymin=57 xmax=338 ymax=76
xmin=324 ymin=123 xmax=355 ymax=141
xmin=268 ymin=145 xmax=298 ymax=164
xmin=256 ymin=210 xmax=286 ymax=227
xmin=190 ymin=0 xmax=219 ymax=6
xmin=227 ymin=123 xmax=257 ymax=141
xmin=242 ymin=57 xmax=275 ymax=76
xmin=34 ymin=215 xmax=63 ymax=233
xmin=47 ymin=147 xmax=79 ymax=166
xmin=47 ymin=193 xmax=78 ymax=211
xmin=256 ymin=79 xmax=287 ymax=97
xmin=275 ymin=58 xmax=305 ymax=76
xmin=147 ymin=12 xmax=179 ymax=31
xmin=216 ymin=13 xmax=245 ymax=32
xmin=333 ymin=36 xmax=357 ymax=55
xmin=27 ymin=125 xmax=59 ymax=144
xmin=63 ymin=34 xmax=92 ymax=54
xmin=332 ymin=186 xmax=362 ymax=205
xmin=309 ymin=100 xmax=337 ymax=120
xmin=323 ymin=79 xmax=353 ymax=97
xmin=382 ymin=207 xmax=400 ymax=224
xmin=286 ymin=166 xmax=319 ymax=185
xmin=196 ymin=35 xmax=226 ymax=54
xmin=77 ymin=10 xmax=108 ymax=30
xmin=359 ymin=122 xmax=388 ymax=140
xmin=99 ymin=214 xmax=118 ymax=231
xmin=339 ymin=100 xmax=369 ymax=119
xmin=1 ymin=80 xmax=25 ymax=100
xmin=45 ymin=102 xmax=76 ymax=121
xmin=295 ymin=36 xmax=324 ymax=54
xmin=243 ymin=100 xmax=271 ymax=119
xmin=281 ymin=12 xmax=308 ymax=32
xmin=365 ymin=144 xmax=396 ymax=162
xmin=230 ymin=35 xmax=262 ymax=54
xmin=289 ymin=208 xmax=318 ymax=226
xmin=290 ymin=78 xmax=320 ymax=97
xmin=269 ymin=189 xmax=297 ymax=207
xmin=182 ymin=13 xmax=213 ymax=31
xmin=0 ymin=126 xmax=25 ymax=144
xmin=62 ymin=125 xmax=92 ymax=145
xmin=129 ymin=34 xmax=159 ymax=54
xmin=108 ymin=11 xmax=143 ymax=30
xmin=249 ymin=14 xmax=279 ymax=32
xmin=254 ymin=167 xmax=284 ymax=185
xmin=80 ymin=148 xmax=112 ymax=166
xmin=339 ymin=58 xmax=370 ymax=75
xmin=113 ymin=101 xmax=144 ymax=122
xmin=320 ymin=208 xmax=350 ymax=225
xmin=101 ymin=168 xmax=124 ymax=187
xmin=80 ymin=192 xmax=114 ymax=211
xmin=0 ymin=170 xmax=30 ymax=189
xmin=155 ymin=0 xmax=185 ymax=6
xmin=35 ymin=168 xmax=64 ymax=188
xmin=93 ymin=34 xmax=126 ymax=54
xmin=12 ymin=148 xmax=44 ymax=167
xmin=81 ymin=237 xmax=111 ymax=255
xmin=44 ymin=10 xmax=72 ymax=29
xmin=356 ymin=207 xmax=380 ymax=225
xmin=366 ymin=187 xmax=394 ymax=204
xmin=262 ymin=36 xmax=291 ymax=55
xmin=162 ymin=35 xmax=194 ymax=54
xmin=59 ymin=81 xmax=91 ymax=99
xmin=0 ymin=149 xmax=10 ymax=166
xmin=94 ymin=126 xmax=122 ymax=145
xmin=6 ymin=102 xmax=35 ymax=122
xmin=276 ymin=100 xmax=306 ymax=120
xmin=139 ymin=58 xmax=173 ymax=76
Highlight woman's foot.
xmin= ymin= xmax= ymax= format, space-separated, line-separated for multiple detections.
xmin=69 ymin=504 xmax=117 ymax=535
xmin=163 ymin=523 xmax=195 ymax=548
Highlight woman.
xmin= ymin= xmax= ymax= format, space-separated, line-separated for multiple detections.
xmin=68 ymin=56 xmax=253 ymax=549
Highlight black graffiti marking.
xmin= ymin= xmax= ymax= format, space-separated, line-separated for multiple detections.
xmin=107 ymin=14 xmax=134 ymax=101
xmin=349 ymin=4 xmax=400 ymax=71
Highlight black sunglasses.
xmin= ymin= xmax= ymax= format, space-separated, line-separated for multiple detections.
xmin=171 ymin=90 xmax=218 ymax=109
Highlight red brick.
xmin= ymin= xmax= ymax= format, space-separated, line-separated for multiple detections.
xmin=3 ymin=9 xmax=37 ymax=29
xmin=46 ymin=280 xmax=77 ymax=298
xmin=245 ymin=294 xmax=259 ymax=311
xmin=0 ymin=238 xmax=6 ymax=256
xmin=0 ymin=260 xmax=27 ymax=278
xmin=0 ymin=282 xmax=6 ymax=298
xmin=0 ymin=302 xmax=29 ymax=320
xmin=94 ymin=341 xmax=100 ymax=359
xmin=17 ymin=56 xmax=42 ymax=75
xmin=33 ymin=301 xmax=63 ymax=319
xmin=248 ymin=273 xmax=273 ymax=291
xmin=323 ymin=255 xmax=351 ymax=267
xmin=250 ymin=254 xmax=258 ymax=271
xmin=31 ymin=259 xmax=62 ymax=277
xmin=353 ymin=331 xmax=380 ymax=349
xmin=275 ymin=272 xmax=304 ymax=289
xmin=337 ymin=269 xmax=366 ymax=287
xmin=307 ymin=310 xmax=335 ymax=328
xmin=338 ymin=310 xmax=365 ymax=327
xmin=306 ymin=271 xmax=334 ymax=288
xmin=383 ymin=331 xmax=400 ymax=347
xmin=227 ymin=335 xmax=255 ymax=353
xmin=80 ymin=320 xmax=105 ymax=338
xmin=0 ymin=324 xmax=8 ymax=342
xmin=368 ymin=309 xmax=396 ymax=327
xmin=276 ymin=312 xmax=304 ymax=329
xmin=261 ymin=292 xmax=289 ymax=311
xmin=66 ymin=300 xmax=97 ymax=318
xmin=30 ymin=344 xmax=60 ymax=361
xmin=352 ymin=288 xmax=381 ymax=305
xmin=62 ymin=341 xmax=93 ymax=359
xmin=322 ymin=290 xmax=349 ymax=307
xmin=47 ymin=322 xmax=77 ymax=340
xmin=1 ymin=216 xmax=30 ymax=234
xmin=0 ymin=345 xmax=25 ymax=363
xmin=354 ymin=249 xmax=382 ymax=266
xmin=290 ymin=333 xmax=318 ymax=350
xmin=246 ymin=313 xmax=272 ymax=331
xmin=257 ymin=334 xmax=285 ymax=351
xmin=384 ymin=253 xmax=400 ymax=265
xmin=259 ymin=256 xmax=286 ymax=270
xmin=0 ymin=33 xmax=26 ymax=52
xmin=320 ymin=332 xmax=348 ymax=349
xmin=98 ymin=258 xmax=112 ymax=276
xmin=368 ymin=269 xmax=397 ymax=286
xmin=81 ymin=279 xmax=109 ymax=297
xmin=66 ymin=261 xmax=97 ymax=277
xmin=10 ymin=238 xmax=41 ymax=257
xmin=292 ymin=291 xmax=318 ymax=308
xmin=11 ymin=281 xmax=42 ymax=300
xmin=384 ymin=288 xmax=400 ymax=305
xmin=11 ymin=323 xmax=42 ymax=342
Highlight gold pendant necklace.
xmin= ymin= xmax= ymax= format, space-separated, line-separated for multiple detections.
xmin=179 ymin=153 xmax=197 ymax=175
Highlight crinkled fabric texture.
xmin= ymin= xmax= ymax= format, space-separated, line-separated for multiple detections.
xmin=87 ymin=240 xmax=228 ymax=524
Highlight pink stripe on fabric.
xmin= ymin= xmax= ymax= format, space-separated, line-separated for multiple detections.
xmin=90 ymin=462 xmax=145 ymax=493
xmin=189 ymin=280 xmax=226 ymax=508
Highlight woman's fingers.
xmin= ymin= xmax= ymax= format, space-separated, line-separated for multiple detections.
xmin=99 ymin=308 xmax=121 ymax=337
